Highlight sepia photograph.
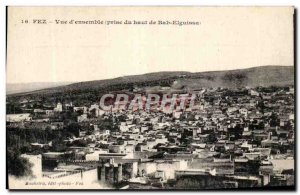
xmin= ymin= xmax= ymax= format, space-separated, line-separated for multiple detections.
xmin=6 ymin=6 xmax=295 ymax=190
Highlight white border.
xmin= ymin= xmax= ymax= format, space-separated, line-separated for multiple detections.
xmin=1 ymin=0 xmax=299 ymax=195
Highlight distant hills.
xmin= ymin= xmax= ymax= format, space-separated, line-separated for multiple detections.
xmin=7 ymin=66 xmax=294 ymax=97
xmin=7 ymin=82 xmax=73 ymax=95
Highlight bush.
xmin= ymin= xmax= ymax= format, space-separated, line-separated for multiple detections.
xmin=7 ymin=148 xmax=32 ymax=177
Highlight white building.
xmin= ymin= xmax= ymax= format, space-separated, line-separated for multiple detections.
xmin=6 ymin=113 xmax=32 ymax=122
xmin=54 ymin=103 xmax=63 ymax=112
xmin=85 ymin=150 xmax=108 ymax=161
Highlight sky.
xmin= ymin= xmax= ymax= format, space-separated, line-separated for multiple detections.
xmin=7 ymin=6 xmax=294 ymax=84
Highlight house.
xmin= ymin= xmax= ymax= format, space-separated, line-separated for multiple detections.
xmin=239 ymin=108 xmax=248 ymax=116
xmin=89 ymin=104 xmax=105 ymax=117
xmin=54 ymin=103 xmax=63 ymax=112
xmin=173 ymin=111 xmax=182 ymax=119
xmin=108 ymin=144 xmax=126 ymax=153
xmin=155 ymin=159 xmax=188 ymax=180
xmin=45 ymin=110 xmax=55 ymax=116
xmin=77 ymin=114 xmax=88 ymax=122
xmin=243 ymin=152 xmax=261 ymax=160
xmin=74 ymin=106 xmax=88 ymax=113
xmin=34 ymin=109 xmax=45 ymax=114
xmin=250 ymin=90 xmax=260 ymax=97
xmin=85 ymin=150 xmax=108 ymax=161
xmin=6 ymin=113 xmax=32 ymax=122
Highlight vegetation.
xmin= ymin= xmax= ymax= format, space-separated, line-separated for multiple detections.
xmin=7 ymin=147 xmax=32 ymax=177
xmin=7 ymin=66 xmax=294 ymax=105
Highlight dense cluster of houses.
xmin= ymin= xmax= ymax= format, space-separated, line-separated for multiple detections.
xmin=7 ymin=86 xmax=295 ymax=189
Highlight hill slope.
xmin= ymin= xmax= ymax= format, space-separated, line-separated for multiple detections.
xmin=9 ymin=66 xmax=294 ymax=97
xmin=7 ymin=82 xmax=73 ymax=95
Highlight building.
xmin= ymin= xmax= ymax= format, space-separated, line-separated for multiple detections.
xmin=6 ymin=113 xmax=32 ymax=122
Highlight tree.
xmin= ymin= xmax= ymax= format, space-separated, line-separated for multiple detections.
xmin=66 ymin=122 xmax=81 ymax=137
xmin=51 ymin=138 xmax=67 ymax=152
xmin=7 ymin=148 xmax=32 ymax=177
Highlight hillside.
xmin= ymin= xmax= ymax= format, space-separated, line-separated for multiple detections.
xmin=6 ymin=82 xmax=73 ymax=95
xmin=8 ymin=66 xmax=294 ymax=97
